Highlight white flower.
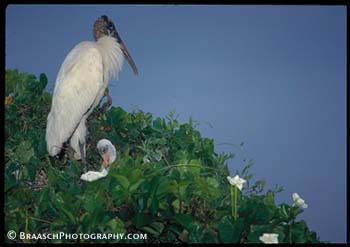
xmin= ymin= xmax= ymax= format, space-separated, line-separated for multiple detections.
xmin=227 ymin=175 xmax=246 ymax=191
xmin=292 ymin=193 xmax=308 ymax=209
xmin=259 ymin=233 xmax=279 ymax=244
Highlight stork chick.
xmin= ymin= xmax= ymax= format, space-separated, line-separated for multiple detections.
xmin=80 ymin=139 xmax=116 ymax=182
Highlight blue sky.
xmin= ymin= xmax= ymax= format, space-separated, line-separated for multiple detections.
xmin=6 ymin=5 xmax=346 ymax=242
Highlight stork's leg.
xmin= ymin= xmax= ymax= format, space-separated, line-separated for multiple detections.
xmin=103 ymin=88 xmax=112 ymax=109
xmin=79 ymin=140 xmax=86 ymax=163
xmin=106 ymin=92 xmax=112 ymax=107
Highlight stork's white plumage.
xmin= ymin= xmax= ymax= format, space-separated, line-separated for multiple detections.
xmin=46 ymin=15 xmax=137 ymax=160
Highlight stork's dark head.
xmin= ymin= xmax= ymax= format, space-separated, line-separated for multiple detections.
xmin=93 ymin=15 xmax=138 ymax=75
xmin=93 ymin=15 xmax=118 ymax=41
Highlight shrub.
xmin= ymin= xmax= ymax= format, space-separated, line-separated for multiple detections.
xmin=4 ymin=69 xmax=321 ymax=243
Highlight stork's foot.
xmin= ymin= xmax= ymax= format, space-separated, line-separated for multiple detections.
xmin=106 ymin=94 xmax=112 ymax=108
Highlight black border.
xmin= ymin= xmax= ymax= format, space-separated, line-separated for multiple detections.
xmin=1 ymin=1 xmax=348 ymax=246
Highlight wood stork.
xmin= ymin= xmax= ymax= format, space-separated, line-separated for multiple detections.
xmin=46 ymin=15 xmax=137 ymax=161
xmin=80 ymin=139 xmax=116 ymax=182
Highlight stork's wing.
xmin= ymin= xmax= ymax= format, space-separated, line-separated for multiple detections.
xmin=46 ymin=42 xmax=105 ymax=156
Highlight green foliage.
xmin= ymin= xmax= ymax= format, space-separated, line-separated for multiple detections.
xmin=5 ymin=69 xmax=321 ymax=243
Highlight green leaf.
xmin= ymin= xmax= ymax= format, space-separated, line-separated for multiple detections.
xmin=60 ymin=205 xmax=77 ymax=225
xmin=247 ymin=224 xmax=271 ymax=243
xmin=130 ymin=168 xmax=142 ymax=183
xmin=218 ymin=216 xmax=244 ymax=243
xmin=255 ymin=203 xmax=272 ymax=223
xmin=278 ymin=203 xmax=290 ymax=221
xmin=206 ymin=177 xmax=219 ymax=189
xmin=200 ymin=229 xmax=218 ymax=243
xmin=129 ymin=179 xmax=145 ymax=192
xmin=82 ymin=192 xmax=103 ymax=212
xmin=152 ymin=118 xmax=163 ymax=131
xmin=134 ymin=213 xmax=152 ymax=228
xmin=107 ymin=217 xmax=125 ymax=233
xmin=156 ymin=180 xmax=177 ymax=198
xmin=150 ymin=196 xmax=159 ymax=215
xmin=141 ymin=222 xmax=164 ymax=237
xmin=263 ymin=191 xmax=275 ymax=206
xmin=15 ymin=141 xmax=34 ymax=163
xmin=112 ymin=174 xmax=130 ymax=189
xmin=172 ymin=199 xmax=180 ymax=211
xmin=174 ymin=213 xmax=194 ymax=231
xmin=290 ymin=221 xmax=307 ymax=243
xmin=39 ymin=73 xmax=48 ymax=91
xmin=178 ymin=180 xmax=190 ymax=197
xmin=151 ymin=150 xmax=162 ymax=161
xmin=188 ymin=223 xmax=203 ymax=243
xmin=272 ymin=225 xmax=286 ymax=243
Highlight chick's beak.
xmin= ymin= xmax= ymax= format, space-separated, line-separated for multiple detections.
xmin=102 ymin=153 xmax=110 ymax=168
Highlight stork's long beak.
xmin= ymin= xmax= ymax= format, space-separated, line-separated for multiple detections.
xmin=119 ymin=41 xmax=138 ymax=75
xmin=113 ymin=30 xmax=138 ymax=75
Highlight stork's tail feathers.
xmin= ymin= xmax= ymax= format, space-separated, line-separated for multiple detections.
xmin=46 ymin=139 xmax=62 ymax=157
xmin=46 ymin=112 xmax=64 ymax=157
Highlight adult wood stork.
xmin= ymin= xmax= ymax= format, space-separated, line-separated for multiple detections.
xmin=46 ymin=15 xmax=137 ymax=161
xmin=80 ymin=139 xmax=116 ymax=182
